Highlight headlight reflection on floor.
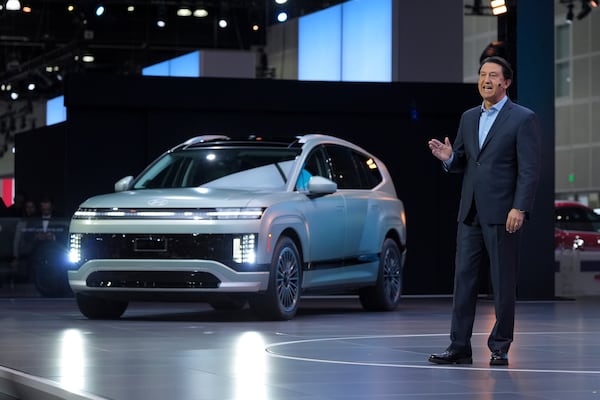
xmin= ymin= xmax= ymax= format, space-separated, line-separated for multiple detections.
xmin=58 ymin=329 xmax=87 ymax=392
xmin=233 ymin=331 xmax=267 ymax=400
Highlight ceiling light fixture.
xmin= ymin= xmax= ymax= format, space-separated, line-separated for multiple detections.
xmin=277 ymin=11 xmax=288 ymax=22
xmin=5 ymin=0 xmax=21 ymax=11
xmin=193 ymin=8 xmax=208 ymax=17
xmin=156 ymin=4 xmax=167 ymax=28
xmin=490 ymin=0 xmax=507 ymax=15
xmin=177 ymin=4 xmax=192 ymax=17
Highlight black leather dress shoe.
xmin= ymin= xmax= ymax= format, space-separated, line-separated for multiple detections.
xmin=490 ymin=351 xmax=509 ymax=366
xmin=428 ymin=350 xmax=473 ymax=365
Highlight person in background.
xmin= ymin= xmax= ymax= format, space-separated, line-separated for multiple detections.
xmin=0 ymin=197 xmax=7 ymax=217
xmin=6 ymin=192 xmax=26 ymax=218
xmin=427 ymin=56 xmax=541 ymax=366
xmin=10 ymin=198 xmax=39 ymax=285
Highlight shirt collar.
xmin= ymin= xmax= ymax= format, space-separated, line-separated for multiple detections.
xmin=481 ymin=95 xmax=509 ymax=113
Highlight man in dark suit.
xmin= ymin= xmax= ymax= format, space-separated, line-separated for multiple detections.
xmin=427 ymin=56 xmax=541 ymax=366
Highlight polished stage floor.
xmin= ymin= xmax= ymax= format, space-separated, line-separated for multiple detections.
xmin=1 ymin=286 xmax=599 ymax=400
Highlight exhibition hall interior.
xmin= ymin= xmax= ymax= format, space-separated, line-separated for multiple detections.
xmin=1 ymin=1 xmax=600 ymax=399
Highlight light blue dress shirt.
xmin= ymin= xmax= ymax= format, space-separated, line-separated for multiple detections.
xmin=478 ymin=95 xmax=508 ymax=149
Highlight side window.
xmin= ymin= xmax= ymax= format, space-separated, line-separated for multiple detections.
xmin=351 ymin=150 xmax=383 ymax=189
xmin=325 ymin=145 xmax=382 ymax=189
xmin=555 ymin=206 xmax=593 ymax=232
xmin=296 ymin=147 xmax=332 ymax=190
xmin=324 ymin=145 xmax=361 ymax=189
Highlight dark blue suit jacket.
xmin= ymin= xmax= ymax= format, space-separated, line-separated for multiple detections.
xmin=447 ymin=98 xmax=541 ymax=224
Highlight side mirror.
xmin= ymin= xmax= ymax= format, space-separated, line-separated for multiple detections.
xmin=114 ymin=176 xmax=134 ymax=192
xmin=307 ymin=176 xmax=337 ymax=195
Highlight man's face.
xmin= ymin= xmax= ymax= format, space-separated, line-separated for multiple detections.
xmin=478 ymin=61 xmax=509 ymax=104
xmin=40 ymin=201 xmax=53 ymax=216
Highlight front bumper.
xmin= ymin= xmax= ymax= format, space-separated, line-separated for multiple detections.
xmin=68 ymin=259 xmax=270 ymax=296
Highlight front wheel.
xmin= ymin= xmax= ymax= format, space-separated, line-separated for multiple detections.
xmin=76 ymin=293 xmax=128 ymax=319
xmin=359 ymin=238 xmax=403 ymax=311
xmin=249 ymin=236 xmax=302 ymax=320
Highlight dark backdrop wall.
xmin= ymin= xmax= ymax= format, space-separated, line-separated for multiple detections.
xmin=16 ymin=73 xmax=487 ymax=295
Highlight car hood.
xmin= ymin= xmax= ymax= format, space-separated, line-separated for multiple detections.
xmin=77 ymin=187 xmax=291 ymax=209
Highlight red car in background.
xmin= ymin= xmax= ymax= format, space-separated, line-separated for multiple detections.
xmin=555 ymin=201 xmax=600 ymax=251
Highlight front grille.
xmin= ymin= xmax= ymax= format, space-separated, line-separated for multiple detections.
xmin=80 ymin=233 xmax=231 ymax=260
xmin=86 ymin=271 xmax=220 ymax=289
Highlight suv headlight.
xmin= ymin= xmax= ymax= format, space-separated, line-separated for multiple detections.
xmin=69 ymin=233 xmax=82 ymax=264
xmin=233 ymin=234 xmax=257 ymax=263
xmin=72 ymin=207 xmax=264 ymax=220
xmin=209 ymin=208 xmax=264 ymax=220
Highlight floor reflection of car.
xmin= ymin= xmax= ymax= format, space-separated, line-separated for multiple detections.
xmin=67 ymin=134 xmax=407 ymax=320
xmin=554 ymin=201 xmax=600 ymax=251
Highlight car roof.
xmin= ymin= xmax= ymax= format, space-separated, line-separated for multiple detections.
xmin=172 ymin=134 xmax=373 ymax=155
xmin=555 ymin=200 xmax=594 ymax=209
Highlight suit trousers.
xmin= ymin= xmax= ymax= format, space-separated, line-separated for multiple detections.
xmin=449 ymin=214 xmax=520 ymax=355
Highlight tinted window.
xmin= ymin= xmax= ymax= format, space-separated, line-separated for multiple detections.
xmin=324 ymin=145 xmax=382 ymax=189
xmin=555 ymin=206 xmax=600 ymax=233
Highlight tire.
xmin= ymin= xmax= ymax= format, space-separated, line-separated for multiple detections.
xmin=249 ymin=236 xmax=302 ymax=320
xmin=359 ymin=238 xmax=403 ymax=311
xmin=76 ymin=293 xmax=128 ymax=319
xmin=31 ymin=242 xmax=73 ymax=298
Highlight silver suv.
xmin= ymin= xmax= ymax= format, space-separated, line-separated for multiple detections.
xmin=67 ymin=134 xmax=407 ymax=320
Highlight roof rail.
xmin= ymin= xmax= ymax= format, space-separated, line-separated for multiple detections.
xmin=182 ymin=135 xmax=231 ymax=147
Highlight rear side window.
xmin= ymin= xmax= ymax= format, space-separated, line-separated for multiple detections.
xmin=324 ymin=144 xmax=382 ymax=190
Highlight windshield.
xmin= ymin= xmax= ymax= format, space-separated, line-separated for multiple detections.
xmin=132 ymin=147 xmax=301 ymax=190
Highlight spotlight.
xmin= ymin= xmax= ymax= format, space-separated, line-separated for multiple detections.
xmin=490 ymin=0 xmax=507 ymax=15
xmin=5 ymin=0 xmax=21 ymax=11
xmin=156 ymin=6 xmax=167 ymax=28
xmin=176 ymin=4 xmax=192 ymax=17
xmin=95 ymin=5 xmax=104 ymax=16
xmin=218 ymin=18 xmax=228 ymax=28
xmin=193 ymin=8 xmax=208 ymax=17
xmin=277 ymin=11 xmax=288 ymax=22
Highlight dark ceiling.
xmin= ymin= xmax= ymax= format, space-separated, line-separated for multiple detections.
xmin=0 ymin=0 xmax=346 ymax=102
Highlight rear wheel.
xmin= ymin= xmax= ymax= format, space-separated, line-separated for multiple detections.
xmin=249 ymin=236 xmax=302 ymax=320
xmin=359 ymin=238 xmax=403 ymax=311
xmin=76 ymin=293 xmax=128 ymax=319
